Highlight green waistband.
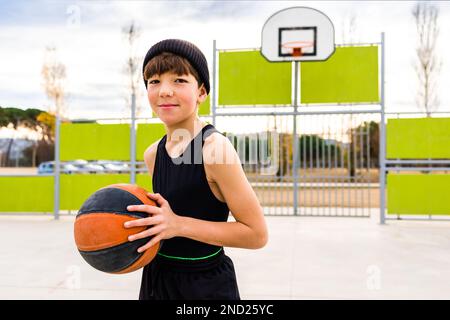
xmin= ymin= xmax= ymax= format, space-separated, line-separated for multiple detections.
xmin=157 ymin=248 xmax=223 ymax=261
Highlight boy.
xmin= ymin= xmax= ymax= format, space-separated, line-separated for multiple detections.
xmin=124 ymin=39 xmax=268 ymax=300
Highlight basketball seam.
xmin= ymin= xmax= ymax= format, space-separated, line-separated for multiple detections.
xmin=76 ymin=210 xmax=147 ymax=219
xmin=79 ymin=237 xmax=150 ymax=273
xmin=110 ymin=184 xmax=156 ymax=207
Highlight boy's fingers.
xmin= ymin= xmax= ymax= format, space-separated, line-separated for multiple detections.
xmin=127 ymin=204 xmax=159 ymax=214
xmin=138 ymin=235 xmax=162 ymax=253
xmin=124 ymin=216 xmax=157 ymax=228
xmin=129 ymin=225 xmax=163 ymax=242
xmin=147 ymin=193 xmax=167 ymax=206
xmin=128 ymin=229 xmax=149 ymax=242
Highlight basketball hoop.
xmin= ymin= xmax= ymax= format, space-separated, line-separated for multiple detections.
xmin=281 ymin=41 xmax=314 ymax=57
xmin=261 ymin=7 xmax=335 ymax=62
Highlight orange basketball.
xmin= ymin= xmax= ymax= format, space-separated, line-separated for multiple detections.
xmin=74 ymin=183 xmax=160 ymax=274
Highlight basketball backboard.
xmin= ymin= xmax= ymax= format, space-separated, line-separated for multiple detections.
xmin=261 ymin=7 xmax=335 ymax=62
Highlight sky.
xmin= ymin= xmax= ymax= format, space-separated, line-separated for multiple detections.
xmin=1 ymin=0 xmax=450 ymax=123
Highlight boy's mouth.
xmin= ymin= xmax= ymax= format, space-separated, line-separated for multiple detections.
xmin=159 ymin=104 xmax=179 ymax=108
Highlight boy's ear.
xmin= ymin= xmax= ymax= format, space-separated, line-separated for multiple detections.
xmin=197 ymin=84 xmax=208 ymax=104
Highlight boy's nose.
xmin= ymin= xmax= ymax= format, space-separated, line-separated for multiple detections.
xmin=159 ymin=83 xmax=174 ymax=97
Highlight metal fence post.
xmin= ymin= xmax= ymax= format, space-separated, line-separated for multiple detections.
xmin=293 ymin=61 xmax=300 ymax=215
xmin=53 ymin=109 xmax=61 ymax=220
xmin=212 ymin=40 xmax=217 ymax=127
xmin=130 ymin=92 xmax=136 ymax=184
xmin=379 ymin=32 xmax=386 ymax=225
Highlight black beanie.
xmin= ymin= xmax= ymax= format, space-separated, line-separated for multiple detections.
xmin=142 ymin=39 xmax=210 ymax=94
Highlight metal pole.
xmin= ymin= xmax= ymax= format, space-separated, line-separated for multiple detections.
xmin=214 ymin=109 xmax=381 ymax=117
xmin=379 ymin=32 xmax=386 ymax=225
xmin=293 ymin=61 xmax=300 ymax=215
xmin=130 ymin=92 xmax=136 ymax=184
xmin=53 ymin=108 xmax=61 ymax=220
xmin=212 ymin=40 xmax=217 ymax=126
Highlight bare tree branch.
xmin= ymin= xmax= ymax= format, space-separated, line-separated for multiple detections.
xmin=412 ymin=2 xmax=442 ymax=116
xmin=41 ymin=46 xmax=67 ymax=117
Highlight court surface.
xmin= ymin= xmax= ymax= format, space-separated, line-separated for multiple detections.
xmin=0 ymin=211 xmax=449 ymax=300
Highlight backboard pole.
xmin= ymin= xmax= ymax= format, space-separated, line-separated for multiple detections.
xmin=293 ymin=61 xmax=300 ymax=216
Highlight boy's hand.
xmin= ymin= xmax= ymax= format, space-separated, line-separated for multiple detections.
xmin=124 ymin=193 xmax=180 ymax=253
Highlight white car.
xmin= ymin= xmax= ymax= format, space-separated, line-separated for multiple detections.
xmin=80 ymin=163 xmax=105 ymax=173
xmin=94 ymin=160 xmax=129 ymax=173
xmin=37 ymin=161 xmax=81 ymax=174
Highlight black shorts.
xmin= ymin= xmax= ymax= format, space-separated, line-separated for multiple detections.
xmin=139 ymin=250 xmax=240 ymax=300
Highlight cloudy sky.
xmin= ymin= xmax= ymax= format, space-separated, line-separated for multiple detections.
xmin=1 ymin=0 xmax=450 ymax=120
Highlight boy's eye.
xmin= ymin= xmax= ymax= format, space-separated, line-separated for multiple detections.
xmin=148 ymin=79 xmax=186 ymax=84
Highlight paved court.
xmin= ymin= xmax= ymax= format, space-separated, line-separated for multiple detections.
xmin=0 ymin=211 xmax=449 ymax=300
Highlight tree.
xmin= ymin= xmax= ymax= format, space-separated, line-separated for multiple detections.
xmin=276 ymin=133 xmax=293 ymax=178
xmin=29 ymin=111 xmax=56 ymax=166
xmin=0 ymin=107 xmax=25 ymax=166
xmin=36 ymin=111 xmax=56 ymax=143
xmin=41 ymin=46 xmax=67 ymax=117
xmin=122 ymin=21 xmax=143 ymax=118
xmin=0 ymin=107 xmax=54 ymax=166
xmin=412 ymin=2 xmax=442 ymax=117
xmin=347 ymin=121 xmax=379 ymax=179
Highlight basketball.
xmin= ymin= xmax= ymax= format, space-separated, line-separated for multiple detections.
xmin=74 ymin=183 xmax=161 ymax=274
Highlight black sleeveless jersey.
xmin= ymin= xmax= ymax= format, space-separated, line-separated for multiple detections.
xmin=152 ymin=123 xmax=230 ymax=259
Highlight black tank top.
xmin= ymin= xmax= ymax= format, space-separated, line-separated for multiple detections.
xmin=152 ymin=123 xmax=230 ymax=259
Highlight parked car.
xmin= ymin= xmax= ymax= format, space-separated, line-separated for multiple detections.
xmin=69 ymin=159 xmax=89 ymax=166
xmin=37 ymin=161 xmax=54 ymax=174
xmin=38 ymin=159 xmax=132 ymax=174
xmin=61 ymin=163 xmax=81 ymax=174
xmin=94 ymin=160 xmax=130 ymax=173
xmin=81 ymin=163 xmax=105 ymax=174
xmin=37 ymin=161 xmax=81 ymax=174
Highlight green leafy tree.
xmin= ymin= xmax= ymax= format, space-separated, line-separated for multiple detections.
xmin=347 ymin=121 xmax=379 ymax=178
xmin=0 ymin=107 xmax=58 ymax=166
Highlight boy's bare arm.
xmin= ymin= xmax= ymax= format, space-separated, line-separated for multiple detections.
xmin=177 ymin=133 xmax=268 ymax=249
xmin=125 ymin=134 xmax=268 ymax=251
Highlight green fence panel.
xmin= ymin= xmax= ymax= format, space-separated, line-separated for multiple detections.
xmin=387 ymin=118 xmax=450 ymax=159
xmin=60 ymin=174 xmax=130 ymax=210
xmin=300 ymin=46 xmax=379 ymax=104
xmin=387 ymin=174 xmax=450 ymax=215
xmin=219 ymin=50 xmax=291 ymax=105
xmin=136 ymin=174 xmax=152 ymax=192
xmin=60 ymin=174 xmax=154 ymax=211
xmin=0 ymin=176 xmax=53 ymax=212
xmin=61 ymin=123 xmax=130 ymax=161
xmin=136 ymin=123 xmax=166 ymax=161
xmin=199 ymin=95 xmax=210 ymax=115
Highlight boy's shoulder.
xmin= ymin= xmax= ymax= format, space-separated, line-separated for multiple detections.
xmin=143 ymin=138 xmax=163 ymax=172
xmin=203 ymin=129 xmax=230 ymax=148
xmin=203 ymin=130 xmax=239 ymax=165
xmin=144 ymin=138 xmax=162 ymax=156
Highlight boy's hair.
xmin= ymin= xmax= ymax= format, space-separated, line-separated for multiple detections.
xmin=142 ymin=39 xmax=210 ymax=94
xmin=143 ymin=52 xmax=202 ymax=90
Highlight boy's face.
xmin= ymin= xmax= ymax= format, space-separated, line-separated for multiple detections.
xmin=146 ymin=71 xmax=207 ymax=126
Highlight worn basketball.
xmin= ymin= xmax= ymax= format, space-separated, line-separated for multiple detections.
xmin=74 ymin=183 xmax=160 ymax=274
